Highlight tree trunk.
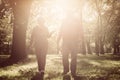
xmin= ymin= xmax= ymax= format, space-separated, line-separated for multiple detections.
xmin=81 ymin=35 xmax=86 ymax=55
xmin=0 ymin=0 xmax=5 ymax=19
xmin=113 ymin=36 xmax=120 ymax=55
xmin=99 ymin=39 xmax=104 ymax=54
xmin=10 ymin=0 xmax=32 ymax=60
xmin=86 ymin=40 xmax=92 ymax=54
xmin=95 ymin=38 xmax=99 ymax=55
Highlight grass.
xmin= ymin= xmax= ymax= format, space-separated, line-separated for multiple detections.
xmin=0 ymin=54 xmax=120 ymax=80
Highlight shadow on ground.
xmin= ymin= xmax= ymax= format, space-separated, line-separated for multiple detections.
xmin=31 ymin=73 xmax=44 ymax=80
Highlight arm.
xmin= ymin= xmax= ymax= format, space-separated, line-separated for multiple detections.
xmin=49 ymin=31 xmax=55 ymax=37
xmin=57 ymin=34 xmax=61 ymax=54
xmin=57 ymin=27 xmax=62 ymax=54
xmin=29 ymin=28 xmax=35 ymax=48
xmin=44 ymin=26 xmax=52 ymax=38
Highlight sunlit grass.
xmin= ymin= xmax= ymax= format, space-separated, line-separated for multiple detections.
xmin=0 ymin=54 xmax=120 ymax=80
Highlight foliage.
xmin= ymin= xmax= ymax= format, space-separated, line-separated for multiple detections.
xmin=0 ymin=6 xmax=12 ymax=54
xmin=89 ymin=0 xmax=120 ymax=42
xmin=0 ymin=0 xmax=120 ymax=54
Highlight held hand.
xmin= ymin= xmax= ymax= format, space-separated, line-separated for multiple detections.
xmin=27 ymin=44 xmax=33 ymax=54
xmin=28 ymin=44 xmax=32 ymax=50
xmin=49 ymin=31 xmax=56 ymax=37
xmin=51 ymin=31 xmax=55 ymax=35
xmin=29 ymin=40 xmax=33 ymax=49
xmin=28 ymin=42 xmax=33 ymax=50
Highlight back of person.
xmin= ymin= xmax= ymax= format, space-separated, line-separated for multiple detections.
xmin=57 ymin=13 xmax=81 ymax=77
xmin=61 ymin=16 xmax=81 ymax=48
xmin=32 ymin=25 xmax=49 ymax=48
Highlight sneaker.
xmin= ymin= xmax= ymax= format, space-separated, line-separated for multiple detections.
xmin=62 ymin=71 xmax=69 ymax=75
xmin=71 ymin=73 xmax=76 ymax=78
xmin=40 ymin=70 xmax=44 ymax=74
xmin=38 ymin=70 xmax=45 ymax=80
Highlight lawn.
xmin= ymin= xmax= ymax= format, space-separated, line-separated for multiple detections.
xmin=0 ymin=54 xmax=120 ymax=80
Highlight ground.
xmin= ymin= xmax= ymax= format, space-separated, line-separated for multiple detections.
xmin=0 ymin=54 xmax=120 ymax=80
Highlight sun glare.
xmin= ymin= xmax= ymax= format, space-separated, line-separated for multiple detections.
xmin=29 ymin=0 xmax=96 ymax=32
xmin=82 ymin=3 xmax=97 ymax=22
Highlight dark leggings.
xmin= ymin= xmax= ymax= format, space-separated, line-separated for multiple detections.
xmin=35 ymin=45 xmax=48 ymax=71
xmin=62 ymin=46 xmax=77 ymax=74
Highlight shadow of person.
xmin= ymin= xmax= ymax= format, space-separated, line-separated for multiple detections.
xmin=31 ymin=72 xmax=44 ymax=80
xmin=73 ymin=75 xmax=87 ymax=80
xmin=63 ymin=74 xmax=71 ymax=80
xmin=74 ymin=76 xmax=82 ymax=80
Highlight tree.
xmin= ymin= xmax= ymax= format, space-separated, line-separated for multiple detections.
xmin=0 ymin=0 xmax=12 ymax=54
xmin=87 ymin=0 xmax=120 ymax=55
xmin=9 ymin=0 xmax=32 ymax=60
xmin=0 ymin=0 xmax=6 ymax=18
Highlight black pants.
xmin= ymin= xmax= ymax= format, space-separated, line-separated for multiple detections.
xmin=62 ymin=44 xmax=77 ymax=74
xmin=35 ymin=44 xmax=48 ymax=72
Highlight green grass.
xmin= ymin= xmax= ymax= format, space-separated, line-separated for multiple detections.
xmin=0 ymin=54 xmax=120 ymax=80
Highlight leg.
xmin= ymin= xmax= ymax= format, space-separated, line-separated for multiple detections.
xmin=35 ymin=46 xmax=47 ymax=72
xmin=35 ymin=45 xmax=47 ymax=80
xmin=37 ymin=53 xmax=46 ymax=71
xmin=62 ymin=48 xmax=69 ymax=74
xmin=70 ymin=50 xmax=77 ymax=77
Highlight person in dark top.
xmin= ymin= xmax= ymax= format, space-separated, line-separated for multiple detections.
xmin=57 ymin=13 xmax=82 ymax=77
xmin=30 ymin=18 xmax=49 ymax=79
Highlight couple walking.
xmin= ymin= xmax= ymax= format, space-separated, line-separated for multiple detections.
xmin=30 ymin=13 xmax=82 ymax=79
